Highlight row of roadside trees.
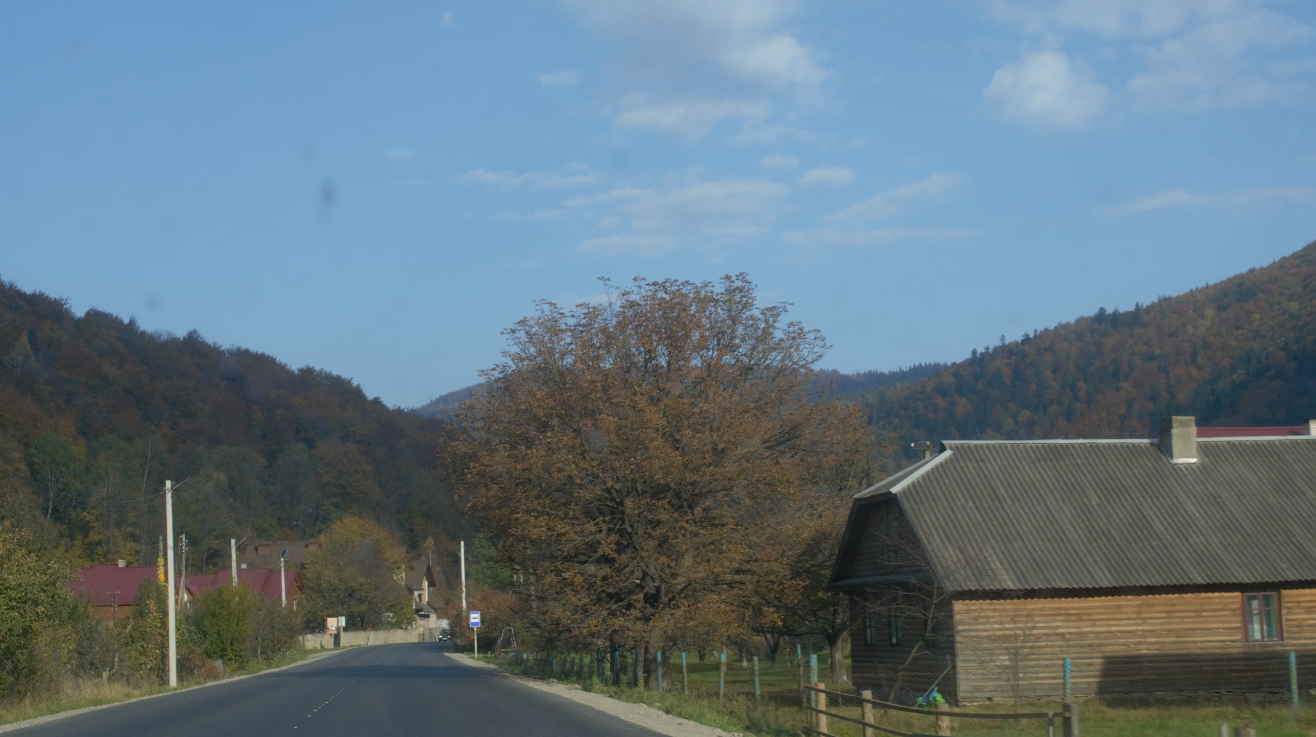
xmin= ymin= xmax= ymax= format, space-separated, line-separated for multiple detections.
xmin=0 ymin=513 xmax=415 ymax=706
xmin=451 ymin=275 xmax=882 ymax=687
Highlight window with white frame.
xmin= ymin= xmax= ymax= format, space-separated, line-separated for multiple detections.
xmin=1243 ymin=592 xmax=1282 ymax=642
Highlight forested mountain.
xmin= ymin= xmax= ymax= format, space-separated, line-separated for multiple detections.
xmin=0 ymin=280 xmax=459 ymax=571
xmin=814 ymin=363 xmax=947 ymax=396
xmin=857 ymin=240 xmax=1316 ymax=463
xmin=416 ymin=366 xmax=948 ymax=420
xmin=414 ymin=383 xmax=481 ymax=419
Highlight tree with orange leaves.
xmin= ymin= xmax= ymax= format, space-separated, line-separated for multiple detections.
xmin=455 ymin=275 xmax=871 ymax=687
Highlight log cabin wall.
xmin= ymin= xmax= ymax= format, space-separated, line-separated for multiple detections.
xmin=849 ymin=592 xmax=959 ymax=705
xmin=842 ymin=499 xmax=925 ymax=581
xmin=952 ymin=587 xmax=1316 ymax=704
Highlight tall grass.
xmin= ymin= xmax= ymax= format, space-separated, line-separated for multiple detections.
xmin=0 ymin=648 xmax=316 ymax=728
xmin=479 ymin=651 xmax=1316 ymax=737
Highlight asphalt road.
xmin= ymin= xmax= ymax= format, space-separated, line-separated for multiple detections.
xmin=9 ymin=643 xmax=666 ymax=737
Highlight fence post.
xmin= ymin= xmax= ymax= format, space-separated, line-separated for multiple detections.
xmin=798 ymin=652 xmax=806 ymax=709
xmin=1063 ymin=657 xmax=1072 ymax=702
xmin=815 ymin=682 xmax=828 ymax=734
xmin=1062 ymin=701 xmax=1079 ymax=737
xmin=860 ymin=689 xmax=875 ymax=737
xmin=935 ymin=703 xmax=950 ymax=736
xmin=611 ymin=644 xmax=619 ymax=685
xmin=753 ymin=656 xmax=761 ymax=704
xmin=657 ymin=650 xmax=664 ymax=693
xmin=1290 ymin=651 xmax=1299 ymax=708
xmin=719 ymin=650 xmax=726 ymax=701
xmin=682 ymin=652 xmax=689 ymax=696
xmin=809 ymin=655 xmax=819 ymax=707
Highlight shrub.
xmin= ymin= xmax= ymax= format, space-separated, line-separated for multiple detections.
xmin=194 ymin=584 xmax=261 ymax=669
xmin=0 ymin=524 xmax=87 ymax=702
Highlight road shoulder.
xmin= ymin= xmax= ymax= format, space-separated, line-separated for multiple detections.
xmin=446 ymin=653 xmax=740 ymax=737
xmin=0 ymin=649 xmax=350 ymax=734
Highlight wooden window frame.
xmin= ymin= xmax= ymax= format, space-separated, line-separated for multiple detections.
xmin=888 ymin=609 xmax=903 ymax=647
xmin=863 ymin=609 xmax=877 ymax=646
xmin=1241 ymin=591 xmax=1283 ymax=643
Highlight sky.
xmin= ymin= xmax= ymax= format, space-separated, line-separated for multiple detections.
xmin=2 ymin=0 xmax=1315 ymax=408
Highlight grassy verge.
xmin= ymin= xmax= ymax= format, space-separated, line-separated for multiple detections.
xmin=474 ymin=652 xmax=1316 ymax=737
xmin=0 ymin=648 xmax=322 ymax=728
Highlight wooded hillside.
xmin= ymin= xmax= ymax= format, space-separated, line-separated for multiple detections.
xmin=0 ymin=280 xmax=459 ymax=570
xmin=855 ymin=240 xmax=1316 ymax=462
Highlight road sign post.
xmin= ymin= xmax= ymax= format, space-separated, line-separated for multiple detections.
xmin=470 ymin=610 xmax=481 ymax=657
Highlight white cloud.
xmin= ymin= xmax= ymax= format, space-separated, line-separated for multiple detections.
xmin=537 ymin=69 xmax=580 ymax=89
xmin=577 ymin=235 xmax=679 ymax=256
xmin=798 ymin=167 xmax=855 ymax=188
xmin=613 ymin=94 xmax=769 ymax=141
xmin=459 ymin=164 xmax=603 ymax=190
xmin=565 ymin=176 xmax=788 ymax=255
xmin=828 ymin=173 xmax=968 ymax=222
xmin=605 ymin=179 xmax=787 ymax=233
xmin=990 ymin=1 xmax=1315 ymax=118
xmin=761 ymin=155 xmax=800 ymax=170
xmin=784 ymin=228 xmax=975 ymax=247
xmin=1100 ymin=185 xmax=1316 ymax=216
xmin=983 ymin=50 xmax=1110 ymax=129
xmin=561 ymin=0 xmax=830 ymax=139
xmin=440 ymin=11 xmax=454 ymax=28
xmin=1128 ymin=12 xmax=1312 ymax=110
xmin=1100 ymin=189 xmax=1214 ymax=216
xmin=383 ymin=146 xmax=413 ymax=160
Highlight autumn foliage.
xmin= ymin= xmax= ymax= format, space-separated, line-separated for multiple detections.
xmin=455 ymin=275 xmax=871 ymax=684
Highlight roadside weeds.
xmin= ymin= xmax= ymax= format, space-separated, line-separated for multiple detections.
xmin=0 ymin=648 xmax=346 ymax=732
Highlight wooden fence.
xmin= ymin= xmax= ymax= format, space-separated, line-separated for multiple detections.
xmin=805 ymin=683 xmax=1078 ymax=737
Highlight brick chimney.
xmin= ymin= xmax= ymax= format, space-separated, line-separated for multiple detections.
xmin=1159 ymin=416 xmax=1198 ymax=464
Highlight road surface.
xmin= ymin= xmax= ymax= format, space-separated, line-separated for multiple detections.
xmin=8 ymin=643 xmax=666 ymax=737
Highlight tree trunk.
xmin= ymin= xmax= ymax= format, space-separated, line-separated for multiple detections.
xmin=827 ymin=629 xmax=849 ymax=686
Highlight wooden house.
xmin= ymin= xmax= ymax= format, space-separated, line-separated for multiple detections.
xmin=830 ymin=416 xmax=1316 ymax=704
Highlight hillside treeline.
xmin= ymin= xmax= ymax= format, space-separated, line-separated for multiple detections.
xmin=856 ymin=240 xmax=1316 ymax=460
xmin=0 ymin=280 xmax=459 ymax=571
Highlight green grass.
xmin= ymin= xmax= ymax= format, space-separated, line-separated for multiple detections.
xmin=478 ymin=652 xmax=1316 ymax=737
xmin=0 ymin=648 xmax=321 ymax=728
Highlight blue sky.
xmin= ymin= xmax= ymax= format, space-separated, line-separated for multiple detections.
xmin=3 ymin=0 xmax=1315 ymax=408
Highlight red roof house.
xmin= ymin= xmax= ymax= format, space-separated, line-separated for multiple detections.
xmin=67 ymin=562 xmax=303 ymax=620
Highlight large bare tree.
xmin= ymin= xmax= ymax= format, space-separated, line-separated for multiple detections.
xmin=455 ymin=275 xmax=870 ymax=685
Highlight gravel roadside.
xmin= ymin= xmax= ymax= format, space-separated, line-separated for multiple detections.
xmin=447 ymin=653 xmax=743 ymax=737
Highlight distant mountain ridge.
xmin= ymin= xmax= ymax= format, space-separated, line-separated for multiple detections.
xmin=0 ymin=280 xmax=460 ymax=565
xmin=859 ymin=239 xmax=1316 ymax=463
xmin=415 ymin=364 xmax=948 ymax=420
xmin=414 ymin=383 xmax=482 ymax=418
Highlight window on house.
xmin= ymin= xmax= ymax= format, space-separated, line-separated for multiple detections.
xmin=924 ymin=601 xmax=939 ymax=649
xmin=888 ymin=610 xmax=903 ymax=647
xmin=1243 ymin=592 xmax=1282 ymax=642
xmin=863 ymin=609 xmax=877 ymax=646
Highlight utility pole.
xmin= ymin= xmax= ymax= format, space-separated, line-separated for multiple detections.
xmin=165 ymin=480 xmax=177 ymax=688
xmin=231 ymin=538 xmax=238 ymax=585
xmin=280 ymin=551 xmax=287 ymax=607
xmin=460 ymin=540 xmax=467 ymax=613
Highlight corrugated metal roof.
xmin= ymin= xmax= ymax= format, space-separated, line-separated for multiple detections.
xmin=1198 ymin=426 xmax=1307 ymax=437
xmin=66 ymin=564 xmax=165 ymax=606
xmin=66 ymin=564 xmax=300 ymax=605
xmin=890 ymin=438 xmax=1316 ymax=592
